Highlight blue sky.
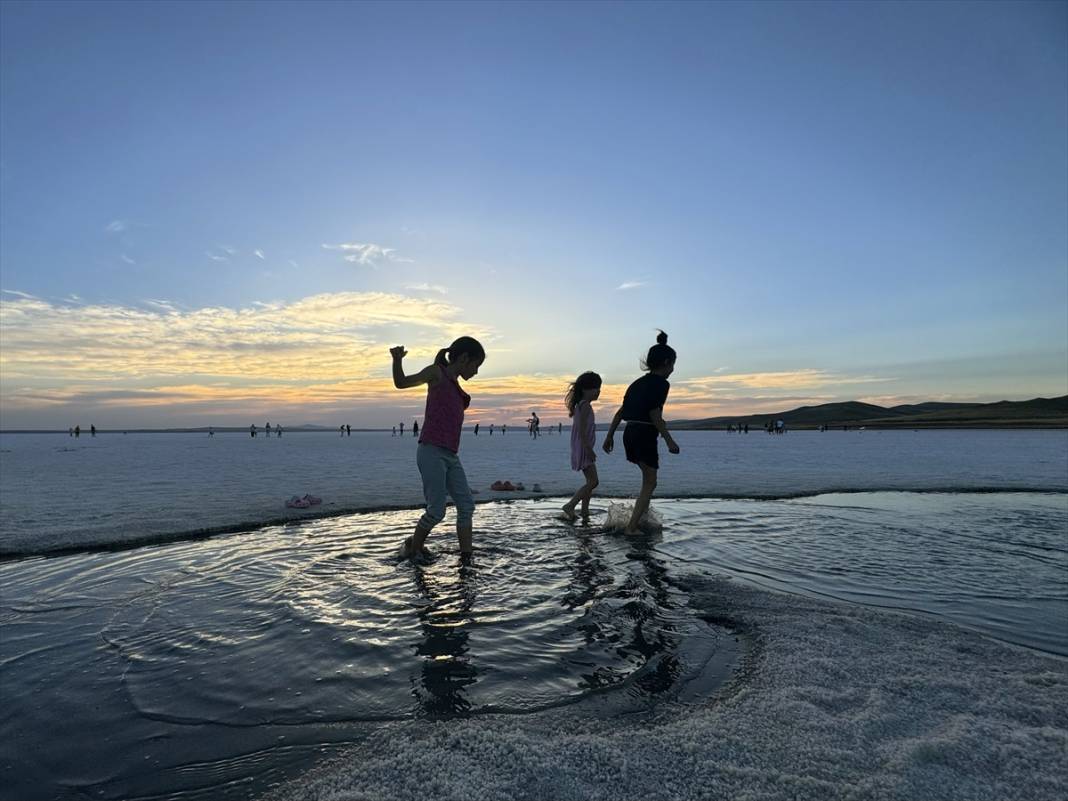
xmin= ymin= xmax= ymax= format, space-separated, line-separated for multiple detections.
xmin=1 ymin=0 xmax=1065 ymax=428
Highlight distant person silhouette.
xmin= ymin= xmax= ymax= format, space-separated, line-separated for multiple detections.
xmin=74 ymin=425 xmax=80 ymax=438
xmin=474 ymin=423 xmax=479 ymax=436
xmin=400 ymin=422 xmax=405 ymax=436
xmin=68 ymin=427 xmax=73 ymax=437
xmin=489 ymin=424 xmax=494 ymax=436
xmin=412 ymin=420 xmax=419 ymax=437
xmin=209 ymin=426 xmax=214 ymax=438
xmin=251 ymin=424 xmax=257 ymax=438
xmin=392 ymin=426 xmax=397 ymax=437
xmin=266 ymin=422 xmax=272 ymax=436
xmin=277 ymin=424 xmax=283 ymax=438
xmin=90 ymin=424 xmax=96 ymax=437
xmin=502 ymin=424 xmax=506 ymax=435
xmin=346 ymin=424 xmax=351 ymax=436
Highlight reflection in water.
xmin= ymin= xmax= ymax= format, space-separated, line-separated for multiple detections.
xmin=622 ymin=532 xmax=684 ymax=696
xmin=562 ymin=526 xmax=613 ymax=614
xmin=562 ymin=527 xmax=686 ymax=697
xmin=409 ymin=562 xmax=479 ymax=717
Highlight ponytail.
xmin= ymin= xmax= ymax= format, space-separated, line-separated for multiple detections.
xmin=436 ymin=336 xmax=486 ymax=369
xmin=642 ymin=329 xmax=677 ymax=371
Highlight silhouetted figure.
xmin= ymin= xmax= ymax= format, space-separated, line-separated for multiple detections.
xmin=68 ymin=427 xmax=73 ymax=437
xmin=251 ymin=424 xmax=257 ymax=437
xmin=209 ymin=426 xmax=214 ymax=437
xmin=90 ymin=424 xmax=96 ymax=437
xmin=400 ymin=422 xmax=405 ymax=436
xmin=489 ymin=424 xmax=494 ymax=436
xmin=346 ymin=424 xmax=351 ymax=436
xmin=340 ymin=425 xmax=345 ymax=436
xmin=502 ymin=424 xmax=506 ymax=435
xmin=474 ymin=423 xmax=479 ymax=436
xmin=744 ymin=424 xmax=749 ymax=434
xmin=277 ymin=424 xmax=283 ymax=438
xmin=392 ymin=426 xmax=397 ymax=437
xmin=266 ymin=422 xmax=272 ymax=436
xmin=559 ymin=422 xmax=562 ymax=434
xmin=75 ymin=425 xmax=80 ymax=437
xmin=412 ymin=420 xmax=419 ymax=437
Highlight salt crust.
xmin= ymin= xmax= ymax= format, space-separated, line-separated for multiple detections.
xmin=272 ymin=578 xmax=1068 ymax=801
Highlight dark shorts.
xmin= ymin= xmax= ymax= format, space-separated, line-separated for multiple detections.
xmin=623 ymin=423 xmax=659 ymax=469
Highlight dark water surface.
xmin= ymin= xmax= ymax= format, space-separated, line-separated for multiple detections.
xmin=1 ymin=491 xmax=1065 ymax=800
xmin=0 ymin=503 xmax=738 ymax=801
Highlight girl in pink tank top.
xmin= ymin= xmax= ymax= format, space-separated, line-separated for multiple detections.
xmin=390 ymin=336 xmax=485 ymax=562
xmin=561 ymin=371 xmax=603 ymax=521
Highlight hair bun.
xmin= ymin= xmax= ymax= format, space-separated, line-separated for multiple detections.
xmin=656 ymin=330 xmax=668 ymax=346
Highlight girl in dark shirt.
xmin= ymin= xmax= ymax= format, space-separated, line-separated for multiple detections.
xmin=603 ymin=331 xmax=680 ymax=535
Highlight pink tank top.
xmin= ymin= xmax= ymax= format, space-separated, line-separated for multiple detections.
xmin=419 ymin=364 xmax=470 ymax=453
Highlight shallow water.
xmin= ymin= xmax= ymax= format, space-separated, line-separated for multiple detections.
xmin=1 ymin=491 xmax=1065 ymax=800
xmin=660 ymin=492 xmax=1068 ymax=655
xmin=0 ymin=503 xmax=737 ymax=801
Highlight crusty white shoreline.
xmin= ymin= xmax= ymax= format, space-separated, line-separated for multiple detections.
xmin=273 ymin=577 xmax=1068 ymax=801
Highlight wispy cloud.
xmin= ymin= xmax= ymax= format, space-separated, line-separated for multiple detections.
xmin=2 ymin=289 xmax=38 ymax=299
xmin=616 ymin=281 xmax=647 ymax=291
xmin=405 ymin=283 xmax=448 ymax=295
xmin=322 ymin=242 xmax=413 ymax=266
xmin=254 ymin=249 xmax=266 ymax=260
xmin=121 ymin=254 xmax=136 ymax=265
xmin=104 ymin=220 xmax=129 ymax=234
xmin=206 ymin=251 xmax=229 ymax=262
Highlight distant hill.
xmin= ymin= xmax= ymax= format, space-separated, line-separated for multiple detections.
xmin=671 ymin=395 xmax=1068 ymax=429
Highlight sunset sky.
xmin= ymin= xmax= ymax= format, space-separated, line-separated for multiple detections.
xmin=1 ymin=0 xmax=1065 ymax=429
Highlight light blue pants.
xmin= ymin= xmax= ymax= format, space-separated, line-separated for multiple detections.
xmin=416 ymin=443 xmax=475 ymax=530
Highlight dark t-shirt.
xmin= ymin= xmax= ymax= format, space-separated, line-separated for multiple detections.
xmin=620 ymin=374 xmax=670 ymax=423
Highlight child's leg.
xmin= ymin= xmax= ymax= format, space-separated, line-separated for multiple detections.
xmin=562 ymin=480 xmax=585 ymax=519
xmin=578 ymin=465 xmax=599 ymax=516
xmin=407 ymin=445 xmax=449 ymax=556
xmin=445 ymin=454 xmax=475 ymax=555
xmin=625 ymin=463 xmax=657 ymax=534
xmin=563 ymin=465 xmax=600 ymax=518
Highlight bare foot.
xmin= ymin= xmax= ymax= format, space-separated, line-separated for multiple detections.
xmin=399 ymin=537 xmax=434 ymax=562
xmin=560 ymin=505 xmax=577 ymax=522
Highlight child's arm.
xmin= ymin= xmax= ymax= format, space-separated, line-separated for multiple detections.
xmin=650 ymin=408 xmax=680 ymax=454
xmin=602 ymin=407 xmax=623 ymax=453
xmin=390 ymin=346 xmax=439 ymax=389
